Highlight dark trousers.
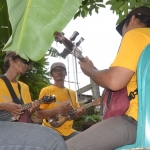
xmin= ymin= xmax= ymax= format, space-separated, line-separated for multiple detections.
xmin=66 ymin=116 xmax=137 ymax=150
xmin=62 ymin=131 xmax=80 ymax=141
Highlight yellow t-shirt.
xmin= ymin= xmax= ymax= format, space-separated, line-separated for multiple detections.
xmin=0 ymin=78 xmax=32 ymax=104
xmin=110 ymin=28 xmax=150 ymax=121
xmin=39 ymin=85 xmax=79 ymax=136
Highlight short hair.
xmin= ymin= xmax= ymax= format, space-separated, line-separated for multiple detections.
xmin=50 ymin=62 xmax=66 ymax=75
xmin=4 ymin=51 xmax=31 ymax=72
xmin=125 ymin=14 xmax=150 ymax=27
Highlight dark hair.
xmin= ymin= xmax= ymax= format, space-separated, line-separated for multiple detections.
xmin=4 ymin=55 xmax=31 ymax=72
xmin=135 ymin=14 xmax=150 ymax=27
xmin=4 ymin=60 xmax=9 ymax=72
xmin=125 ymin=14 xmax=150 ymax=27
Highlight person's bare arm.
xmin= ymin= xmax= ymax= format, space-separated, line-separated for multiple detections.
xmin=74 ymin=106 xmax=86 ymax=119
xmin=79 ymin=57 xmax=134 ymax=91
xmin=35 ymin=102 xmax=73 ymax=119
xmin=28 ymin=100 xmax=40 ymax=115
xmin=0 ymin=102 xmax=23 ymax=119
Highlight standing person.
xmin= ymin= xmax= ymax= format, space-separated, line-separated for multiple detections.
xmin=0 ymin=52 xmax=68 ymax=150
xmin=37 ymin=62 xmax=86 ymax=141
xmin=0 ymin=51 xmax=39 ymax=122
xmin=66 ymin=6 xmax=150 ymax=150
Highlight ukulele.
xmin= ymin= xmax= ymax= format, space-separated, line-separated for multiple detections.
xmin=49 ymin=98 xmax=102 ymax=128
xmin=54 ymin=31 xmax=98 ymax=71
xmin=54 ymin=31 xmax=86 ymax=61
xmin=0 ymin=95 xmax=56 ymax=122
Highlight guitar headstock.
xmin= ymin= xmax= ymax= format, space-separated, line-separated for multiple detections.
xmin=91 ymin=98 xmax=102 ymax=106
xmin=54 ymin=31 xmax=85 ymax=61
xmin=41 ymin=95 xmax=56 ymax=103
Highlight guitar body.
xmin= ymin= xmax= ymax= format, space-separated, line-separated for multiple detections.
xmin=0 ymin=110 xmax=14 ymax=121
xmin=0 ymin=110 xmax=32 ymax=123
xmin=18 ymin=110 xmax=32 ymax=123
xmin=49 ymin=99 xmax=102 ymax=128
xmin=49 ymin=113 xmax=71 ymax=128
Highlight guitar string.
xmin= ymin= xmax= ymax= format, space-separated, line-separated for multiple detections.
xmin=48 ymin=98 xmax=101 ymax=128
xmin=0 ymin=97 xmax=54 ymax=118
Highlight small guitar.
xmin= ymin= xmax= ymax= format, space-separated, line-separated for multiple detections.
xmin=0 ymin=95 xmax=56 ymax=122
xmin=54 ymin=31 xmax=86 ymax=61
xmin=49 ymin=98 xmax=102 ymax=128
xmin=54 ymin=31 xmax=97 ymax=70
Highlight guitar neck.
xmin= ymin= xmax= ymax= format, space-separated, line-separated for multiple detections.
xmin=83 ymin=103 xmax=94 ymax=109
xmin=73 ymin=48 xmax=97 ymax=69
xmin=78 ymin=57 xmax=86 ymax=62
xmin=21 ymin=99 xmax=43 ymax=111
xmin=72 ymin=47 xmax=85 ymax=61
xmin=82 ymin=98 xmax=102 ymax=109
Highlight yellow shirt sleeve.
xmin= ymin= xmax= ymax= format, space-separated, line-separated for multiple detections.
xmin=110 ymin=29 xmax=148 ymax=72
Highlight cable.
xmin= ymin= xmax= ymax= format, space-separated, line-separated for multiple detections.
xmin=67 ymin=56 xmax=70 ymax=88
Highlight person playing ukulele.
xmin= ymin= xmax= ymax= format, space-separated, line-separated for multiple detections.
xmin=36 ymin=62 xmax=86 ymax=140
xmin=0 ymin=51 xmax=40 ymax=122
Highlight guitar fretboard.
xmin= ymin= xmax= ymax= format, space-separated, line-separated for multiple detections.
xmin=21 ymin=99 xmax=43 ymax=111
xmin=82 ymin=99 xmax=101 ymax=109
xmin=83 ymin=103 xmax=93 ymax=109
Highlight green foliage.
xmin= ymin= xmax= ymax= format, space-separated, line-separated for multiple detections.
xmin=3 ymin=0 xmax=83 ymax=61
xmin=73 ymin=106 xmax=101 ymax=131
xmin=74 ymin=0 xmax=105 ymax=19
xmin=0 ymin=50 xmax=6 ymax=74
xmin=75 ymin=0 xmax=150 ymax=25
xmin=108 ymin=0 xmax=150 ymax=25
xmin=0 ymin=0 xmax=51 ymax=100
xmin=47 ymin=47 xmax=60 ymax=58
xmin=0 ymin=0 xmax=62 ymax=100
xmin=0 ymin=0 xmax=11 ymax=49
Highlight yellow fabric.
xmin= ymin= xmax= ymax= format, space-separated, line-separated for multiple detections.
xmin=110 ymin=28 xmax=150 ymax=121
xmin=39 ymin=85 xmax=79 ymax=136
xmin=0 ymin=78 xmax=32 ymax=104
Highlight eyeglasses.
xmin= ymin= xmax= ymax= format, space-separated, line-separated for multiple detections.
xmin=19 ymin=58 xmax=31 ymax=65
xmin=13 ymin=55 xmax=31 ymax=65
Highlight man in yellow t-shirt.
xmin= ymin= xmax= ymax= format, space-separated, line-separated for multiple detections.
xmin=37 ymin=62 xmax=86 ymax=140
xmin=0 ymin=51 xmax=40 ymax=122
xmin=66 ymin=6 xmax=150 ymax=150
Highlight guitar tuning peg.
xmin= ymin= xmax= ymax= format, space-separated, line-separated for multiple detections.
xmin=55 ymin=37 xmax=62 ymax=44
xmin=76 ymin=37 xmax=84 ymax=47
xmin=70 ymin=31 xmax=79 ymax=41
xmin=61 ymin=32 xmax=65 ymax=36
xmin=59 ymin=48 xmax=71 ymax=59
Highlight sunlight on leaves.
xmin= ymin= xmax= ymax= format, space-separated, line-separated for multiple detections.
xmin=3 ymin=0 xmax=82 ymax=61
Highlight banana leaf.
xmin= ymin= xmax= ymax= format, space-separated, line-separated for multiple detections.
xmin=3 ymin=0 xmax=82 ymax=61
xmin=0 ymin=0 xmax=11 ymax=49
